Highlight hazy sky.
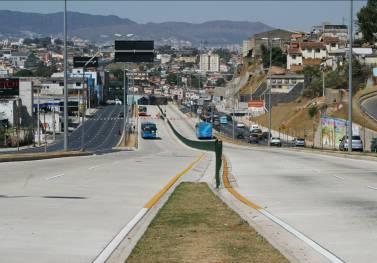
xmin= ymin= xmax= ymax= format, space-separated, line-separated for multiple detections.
xmin=0 ymin=1 xmax=367 ymax=31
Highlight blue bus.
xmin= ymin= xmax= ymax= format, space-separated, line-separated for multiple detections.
xmin=196 ymin=122 xmax=213 ymax=139
xmin=141 ymin=121 xmax=157 ymax=139
xmin=219 ymin=115 xmax=228 ymax=125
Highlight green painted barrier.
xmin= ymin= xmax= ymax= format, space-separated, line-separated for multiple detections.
xmin=158 ymin=105 xmax=222 ymax=188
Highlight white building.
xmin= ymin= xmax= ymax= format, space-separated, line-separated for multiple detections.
xmin=199 ymin=53 xmax=220 ymax=72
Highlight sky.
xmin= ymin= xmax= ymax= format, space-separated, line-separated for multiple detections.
xmin=0 ymin=1 xmax=367 ymax=31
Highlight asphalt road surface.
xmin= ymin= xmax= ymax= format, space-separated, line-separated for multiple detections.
xmin=168 ymin=103 xmax=377 ymax=263
xmin=14 ymin=105 xmax=124 ymax=153
xmin=0 ymin=106 xmax=203 ymax=263
xmin=361 ymin=95 xmax=377 ymax=121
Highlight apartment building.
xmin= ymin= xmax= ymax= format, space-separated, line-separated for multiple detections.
xmin=199 ymin=53 xmax=220 ymax=72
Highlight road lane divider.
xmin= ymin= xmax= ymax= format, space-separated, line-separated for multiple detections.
xmin=222 ymin=156 xmax=345 ymax=263
xmin=92 ymin=153 xmax=204 ymax=263
xmin=45 ymin=173 xmax=65 ymax=180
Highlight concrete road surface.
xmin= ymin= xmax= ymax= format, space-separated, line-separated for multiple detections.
xmin=167 ymin=103 xmax=377 ymax=263
xmin=0 ymin=106 xmax=202 ymax=263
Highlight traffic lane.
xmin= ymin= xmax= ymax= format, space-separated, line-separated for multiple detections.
xmin=166 ymin=104 xmax=199 ymax=141
xmin=361 ymin=95 xmax=377 ymax=120
xmin=0 ymin=107 xmax=199 ymax=263
xmin=226 ymin=145 xmax=377 ymax=262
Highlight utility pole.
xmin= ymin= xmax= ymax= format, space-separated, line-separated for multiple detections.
xmin=268 ymin=39 xmax=272 ymax=147
xmin=37 ymin=86 xmax=41 ymax=146
xmin=348 ymin=0 xmax=353 ymax=152
xmin=63 ymin=0 xmax=68 ymax=151
xmin=123 ymin=69 xmax=128 ymax=146
xmin=81 ymin=66 xmax=86 ymax=151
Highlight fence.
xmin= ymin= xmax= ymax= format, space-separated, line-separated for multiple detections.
xmin=0 ymin=128 xmax=33 ymax=147
xmin=157 ymin=105 xmax=223 ymax=188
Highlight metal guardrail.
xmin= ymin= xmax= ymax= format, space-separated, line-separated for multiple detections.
xmin=157 ymin=105 xmax=222 ymax=188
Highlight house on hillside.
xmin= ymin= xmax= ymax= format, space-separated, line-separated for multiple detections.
xmin=242 ymin=29 xmax=297 ymax=58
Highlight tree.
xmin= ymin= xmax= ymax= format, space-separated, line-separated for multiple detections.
xmin=14 ymin=69 xmax=33 ymax=77
xmin=166 ymin=73 xmax=178 ymax=85
xmin=260 ymin=44 xmax=286 ymax=68
xmin=357 ymin=0 xmax=377 ymax=43
xmin=215 ymin=78 xmax=226 ymax=87
xmin=308 ymin=104 xmax=318 ymax=118
xmin=33 ymin=65 xmax=57 ymax=77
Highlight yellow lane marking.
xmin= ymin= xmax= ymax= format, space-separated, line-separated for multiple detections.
xmin=222 ymin=156 xmax=262 ymax=210
xmin=143 ymin=153 xmax=204 ymax=209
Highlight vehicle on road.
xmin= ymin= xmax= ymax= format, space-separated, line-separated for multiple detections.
xmin=339 ymin=135 xmax=363 ymax=151
xmin=250 ymin=128 xmax=263 ymax=138
xmin=248 ymin=133 xmax=260 ymax=144
xmin=261 ymin=131 xmax=272 ymax=141
xmin=196 ymin=121 xmax=213 ymax=139
xmin=249 ymin=124 xmax=259 ymax=132
xmin=141 ymin=121 xmax=157 ymax=139
xmin=115 ymin=99 xmax=122 ymax=105
xmin=219 ymin=115 xmax=228 ymax=125
xmin=236 ymin=122 xmax=246 ymax=128
xmin=294 ymin=138 xmax=306 ymax=147
xmin=270 ymin=137 xmax=282 ymax=147
xmin=138 ymin=106 xmax=148 ymax=116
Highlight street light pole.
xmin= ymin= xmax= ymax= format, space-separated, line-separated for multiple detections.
xmin=81 ymin=65 xmax=86 ymax=151
xmin=63 ymin=0 xmax=68 ymax=151
xmin=348 ymin=0 xmax=353 ymax=152
xmin=268 ymin=39 xmax=272 ymax=147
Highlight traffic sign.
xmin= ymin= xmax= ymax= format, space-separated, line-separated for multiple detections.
xmin=114 ymin=40 xmax=154 ymax=63
xmin=73 ymin=57 xmax=99 ymax=68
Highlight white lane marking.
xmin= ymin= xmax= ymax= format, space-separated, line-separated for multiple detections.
xmin=260 ymin=209 xmax=345 ymax=263
xmin=93 ymin=208 xmax=148 ymax=263
xmin=46 ymin=173 xmax=65 ymax=180
xmin=89 ymin=165 xmax=100 ymax=170
xmin=332 ymin=175 xmax=345 ymax=180
xmin=367 ymin=186 xmax=377 ymax=191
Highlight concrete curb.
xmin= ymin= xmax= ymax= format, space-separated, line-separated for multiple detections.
xmin=0 ymin=151 xmax=92 ymax=163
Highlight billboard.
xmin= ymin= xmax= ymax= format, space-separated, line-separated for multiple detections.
xmin=0 ymin=78 xmax=19 ymax=97
xmin=73 ymin=57 xmax=98 ymax=68
xmin=114 ymin=40 xmax=154 ymax=63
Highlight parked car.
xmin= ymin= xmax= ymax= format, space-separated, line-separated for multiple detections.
xmin=371 ymin=138 xmax=377 ymax=152
xmin=294 ymin=138 xmax=306 ymax=147
xmin=339 ymin=135 xmax=363 ymax=151
xmin=270 ymin=137 xmax=282 ymax=147
xmin=115 ymin=99 xmax=122 ymax=105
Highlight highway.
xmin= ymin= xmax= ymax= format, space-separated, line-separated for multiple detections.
xmin=361 ymin=95 xmax=377 ymax=121
xmin=17 ymin=105 xmax=124 ymax=153
xmin=0 ymin=106 xmax=204 ymax=263
xmin=167 ymin=103 xmax=377 ymax=263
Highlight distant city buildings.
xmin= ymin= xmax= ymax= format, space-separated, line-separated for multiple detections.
xmin=199 ymin=53 xmax=220 ymax=72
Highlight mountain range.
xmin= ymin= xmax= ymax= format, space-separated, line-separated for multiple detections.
xmin=0 ymin=10 xmax=274 ymax=46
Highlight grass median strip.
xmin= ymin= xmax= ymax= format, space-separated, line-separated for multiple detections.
xmin=127 ymin=182 xmax=288 ymax=263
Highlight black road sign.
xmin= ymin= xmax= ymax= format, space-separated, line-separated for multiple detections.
xmin=73 ymin=57 xmax=99 ymax=68
xmin=114 ymin=40 xmax=154 ymax=63
xmin=0 ymin=78 xmax=19 ymax=97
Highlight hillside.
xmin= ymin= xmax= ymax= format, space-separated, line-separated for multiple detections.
xmin=0 ymin=10 xmax=273 ymax=46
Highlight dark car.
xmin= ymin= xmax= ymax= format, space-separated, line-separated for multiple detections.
xmin=248 ymin=133 xmax=260 ymax=144
xmin=261 ymin=131 xmax=272 ymax=141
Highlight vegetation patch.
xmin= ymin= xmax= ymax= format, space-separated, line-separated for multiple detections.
xmin=127 ymin=182 xmax=288 ymax=263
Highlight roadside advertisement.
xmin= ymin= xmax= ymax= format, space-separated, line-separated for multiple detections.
xmin=321 ymin=116 xmax=335 ymax=147
xmin=321 ymin=115 xmax=360 ymax=148
xmin=0 ymin=78 xmax=19 ymax=97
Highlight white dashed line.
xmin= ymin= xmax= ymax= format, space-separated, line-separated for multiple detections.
xmin=332 ymin=175 xmax=345 ymax=180
xmin=89 ymin=165 xmax=100 ymax=170
xmin=46 ymin=173 xmax=65 ymax=180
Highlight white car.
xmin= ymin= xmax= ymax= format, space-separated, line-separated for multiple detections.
xmin=115 ymin=99 xmax=122 ymax=105
xmin=270 ymin=137 xmax=282 ymax=147
xmin=249 ymin=124 xmax=259 ymax=132
xmin=236 ymin=122 xmax=246 ymax=128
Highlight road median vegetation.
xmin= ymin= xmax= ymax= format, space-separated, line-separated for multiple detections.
xmin=127 ymin=182 xmax=288 ymax=263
